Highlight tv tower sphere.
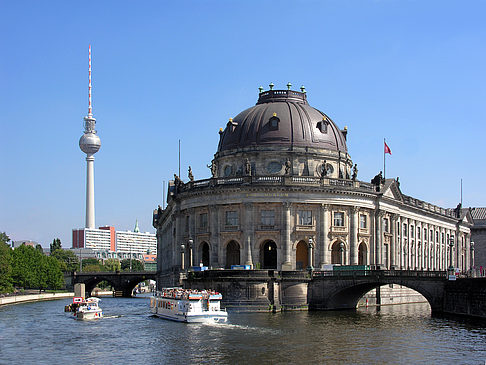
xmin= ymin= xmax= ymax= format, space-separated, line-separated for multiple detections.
xmin=79 ymin=116 xmax=101 ymax=154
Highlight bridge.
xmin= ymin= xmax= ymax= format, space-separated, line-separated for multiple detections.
xmin=71 ymin=271 xmax=157 ymax=297
xmin=309 ymin=270 xmax=447 ymax=313
xmin=184 ymin=269 xmax=486 ymax=318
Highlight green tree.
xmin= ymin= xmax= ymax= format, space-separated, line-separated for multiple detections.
xmin=50 ymin=238 xmax=62 ymax=253
xmin=45 ymin=256 xmax=64 ymax=289
xmin=82 ymin=258 xmax=103 ymax=272
xmin=35 ymin=244 xmax=44 ymax=253
xmin=12 ymin=245 xmax=39 ymax=288
xmin=51 ymin=249 xmax=79 ymax=272
xmin=121 ymin=259 xmax=144 ymax=272
xmin=0 ymin=233 xmax=13 ymax=293
xmin=103 ymin=258 xmax=121 ymax=272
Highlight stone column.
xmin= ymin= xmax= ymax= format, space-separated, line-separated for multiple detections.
xmin=350 ymin=206 xmax=359 ymax=265
xmin=282 ymin=202 xmax=292 ymax=270
xmin=320 ymin=204 xmax=330 ymax=266
xmin=375 ymin=210 xmax=384 ymax=268
xmin=244 ymin=203 xmax=254 ymax=267
xmin=390 ymin=214 xmax=397 ymax=269
xmin=209 ymin=205 xmax=220 ymax=268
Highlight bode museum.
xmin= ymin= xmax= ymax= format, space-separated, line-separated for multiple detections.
xmin=153 ymin=84 xmax=473 ymax=288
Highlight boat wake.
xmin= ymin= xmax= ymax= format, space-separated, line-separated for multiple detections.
xmin=202 ymin=321 xmax=278 ymax=334
xmin=103 ymin=315 xmax=123 ymax=319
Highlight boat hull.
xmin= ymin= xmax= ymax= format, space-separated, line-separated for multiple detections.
xmin=153 ymin=310 xmax=227 ymax=323
xmin=75 ymin=309 xmax=103 ymax=321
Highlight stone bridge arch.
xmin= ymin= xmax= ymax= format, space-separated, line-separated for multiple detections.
xmin=309 ymin=273 xmax=446 ymax=314
xmin=72 ymin=272 xmax=157 ymax=297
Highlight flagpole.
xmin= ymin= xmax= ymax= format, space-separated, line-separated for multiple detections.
xmin=383 ymin=138 xmax=386 ymax=179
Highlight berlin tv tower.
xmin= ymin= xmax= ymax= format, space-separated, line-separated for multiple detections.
xmin=79 ymin=45 xmax=101 ymax=229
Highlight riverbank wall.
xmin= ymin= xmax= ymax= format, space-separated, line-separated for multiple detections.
xmin=0 ymin=292 xmax=74 ymax=306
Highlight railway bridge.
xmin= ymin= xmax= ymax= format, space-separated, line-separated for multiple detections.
xmin=72 ymin=271 xmax=157 ymax=297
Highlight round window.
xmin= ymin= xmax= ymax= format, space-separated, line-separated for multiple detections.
xmin=224 ymin=165 xmax=233 ymax=177
xmin=267 ymin=161 xmax=282 ymax=174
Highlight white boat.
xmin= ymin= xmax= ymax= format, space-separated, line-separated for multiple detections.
xmin=150 ymin=288 xmax=227 ymax=323
xmin=73 ymin=297 xmax=103 ymax=320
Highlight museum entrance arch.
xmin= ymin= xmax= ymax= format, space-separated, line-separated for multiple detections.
xmin=225 ymin=240 xmax=240 ymax=269
xmin=358 ymin=242 xmax=367 ymax=265
xmin=260 ymin=240 xmax=277 ymax=269
xmin=331 ymin=241 xmax=344 ymax=264
xmin=296 ymin=240 xmax=308 ymax=270
xmin=200 ymin=241 xmax=210 ymax=267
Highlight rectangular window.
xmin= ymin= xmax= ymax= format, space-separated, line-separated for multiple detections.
xmin=410 ymin=225 xmax=414 ymax=238
xmin=384 ymin=218 xmax=389 ymax=233
xmin=430 ymin=230 xmax=433 ymax=241
xmin=298 ymin=210 xmax=312 ymax=226
xmin=199 ymin=213 xmax=208 ymax=229
xmin=226 ymin=211 xmax=239 ymax=226
xmin=261 ymin=210 xmax=275 ymax=226
xmin=417 ymin=227 xmax=421 ymax=240
xmin=403 ymin=223 xmax=408 ymax=237
xmin=424 ymin=228 xmax=427 ymax=241
xmin=436 ymin=231 xmax=439 ymax=242
xmin=185 ymin=216 xmax=189 ymax=232
xmin=333 ymin=212 xmax=344 ymax=227
xmin=360 ymin=214 xmax=367 ymax=229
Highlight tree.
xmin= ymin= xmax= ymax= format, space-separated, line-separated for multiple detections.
xmin=121 ymin=259 xmax=144 ymax=272
xmin=50 ymin=238 xmax=62 ymax=253
xmin=51 ymin=249 xmax=79 ymax=272
xmin=82 ymin=258 xmax=103 ymax=272
xmin=103 ymin=258 xmax=121 ymax=272
xmin=35 ymin=244 xmax=44 ymax=253
xmin=0 ymin=233 xmax=13 ymax=293
xmin=12 ymin=245 xmax=39 ymax=288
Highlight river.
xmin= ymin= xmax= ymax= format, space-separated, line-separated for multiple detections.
xmin=0 ymin=297 xmax=485 ymax=364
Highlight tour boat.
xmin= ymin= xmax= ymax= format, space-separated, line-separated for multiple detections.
xmin=66 ymin=297 xmax=103 ymax=320
xmin=150 ymin=288 xmax=227 ymax=323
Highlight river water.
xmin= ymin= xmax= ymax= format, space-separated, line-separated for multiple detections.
xmin=0 ymin=297 xmax=485 ymax=364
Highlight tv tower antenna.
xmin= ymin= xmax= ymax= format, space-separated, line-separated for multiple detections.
xmin=79 ymin=44 xmax=101 ymax=229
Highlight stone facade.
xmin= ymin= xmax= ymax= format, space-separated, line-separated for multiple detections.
xmin=153 ymin=86 xmax=473 ymax=288
xmin=470 ymin=207 xmax=486 ymax=270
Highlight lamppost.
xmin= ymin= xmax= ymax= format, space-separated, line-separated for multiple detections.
xmin=339 ymin=242 xmax=345 ymax=265
xmin=188 ymin=238 xmax=194 ymax=269
xmin=307 ymin=237 xmax=314 ymax=271
xmin=470 ymin=241 xmax=475 ymax=275
xmin=448 ymin=238 xmax=454 ymax=271
xmin=180 ymin=243 xmax=186 ymax=271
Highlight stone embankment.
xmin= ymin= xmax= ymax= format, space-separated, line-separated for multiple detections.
xmin=0 ymin=292 xmax=74 ymax=306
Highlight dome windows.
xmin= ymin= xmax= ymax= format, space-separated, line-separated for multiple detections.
xmin=317 ymin=117 xmax=328 ymax=134
xmin=268 ymin=113 xmax=280 ymax=130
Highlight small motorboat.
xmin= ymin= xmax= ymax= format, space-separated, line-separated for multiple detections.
xmin=65 ymin=297 xmax=103 ymax=321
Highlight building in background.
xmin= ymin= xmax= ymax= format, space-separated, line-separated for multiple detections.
xmin=11 ymin=240 xmax=38 ymax=249
xmin=72 ymin=221 xmax=156 ymax=263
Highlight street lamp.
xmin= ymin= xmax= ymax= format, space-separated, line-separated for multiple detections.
xmin=339 ymin=242 xmax=345 ymax=265
xmin=307 ymin=237 xmax=314 ymax=271
xmin=471 ymin=241 xmax=475 ymax=274
xmin=180 ymin=243 xmax=186 ymax=271
xmin=448 ymin=238 xmax=454 ymax=271
xmin=188 ymin=238 xmax=194 ymax=269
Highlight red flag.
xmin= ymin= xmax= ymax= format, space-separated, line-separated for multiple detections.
xmin=384 ymin=141 xmax=392 ymax=155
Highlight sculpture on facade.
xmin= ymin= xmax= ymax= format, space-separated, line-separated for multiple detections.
xmin=371 ymin=171 xmax=384 ymax=191
xmin=245 ymin=158 xmax=251 ymax=176
xmin=352 ymin=164 xmax=358 ymax=181
xmin=207 ymin=161 xmax=217 ymax=178
xmin=188 ymin=166 xmax=194 ymax=181
xmin=285 ymin=158 xmax=291 ymax=175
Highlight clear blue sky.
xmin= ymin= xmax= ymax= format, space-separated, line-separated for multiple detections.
xmin=1 ymin=1 xmax=485 ymax=248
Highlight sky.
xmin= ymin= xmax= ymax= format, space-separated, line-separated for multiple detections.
xmin=1 ymin=0 xmax=485 ymax=248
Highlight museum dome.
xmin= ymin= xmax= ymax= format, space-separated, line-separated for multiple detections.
xmin=217 ymin=85 xmax=348 ymax=153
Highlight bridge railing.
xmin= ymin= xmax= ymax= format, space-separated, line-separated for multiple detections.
xmin=312 ymin=270 xmax=447 ymax=278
